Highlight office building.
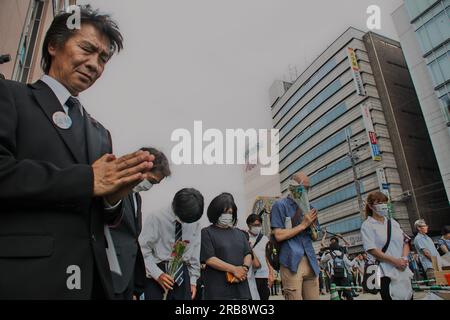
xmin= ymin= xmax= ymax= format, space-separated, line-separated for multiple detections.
xmin=392 ymin=0 xmax=450 ymax=206
xmin=270 ymin=27 xmax=450 ymax=252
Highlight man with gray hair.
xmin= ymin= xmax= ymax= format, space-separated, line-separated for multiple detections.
xmin=270 ymin=171 xmax=320 ymax=300
xmin=413 ymin=219 xmax=439 ymax=285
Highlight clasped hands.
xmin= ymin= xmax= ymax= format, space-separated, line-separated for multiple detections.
xmin=92 ymin=150 xmax=155 ymax=205
xmin=231 ymin=265 xmax=249 ymax=282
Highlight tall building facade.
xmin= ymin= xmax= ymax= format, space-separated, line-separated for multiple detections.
xmin=363 ymin=32 xmax=449 ymax=233
xmin=270 ymin=27 xmax=450 ymax=253
xmin=392 ymin=0 xmax=450 ymax=206
xmin=0 ymin=0 xmax=76 ymax=82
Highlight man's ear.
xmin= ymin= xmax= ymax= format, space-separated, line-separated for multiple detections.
xmin=48 ymin=43 xmax=58 ymax=58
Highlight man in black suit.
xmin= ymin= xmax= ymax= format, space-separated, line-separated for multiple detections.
xmin=0 ymin=6 xmax=155 ymax=299
xmin=110 ymin=147 xmax=171 ymax=300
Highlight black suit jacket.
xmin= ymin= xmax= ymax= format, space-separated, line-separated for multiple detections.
xmin=110 ymin=192 xmax=146 ymax=296
xmin=0 ymin=79 xmax=122 ymax=299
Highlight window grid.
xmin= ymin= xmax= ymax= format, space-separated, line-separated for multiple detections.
xmin=286 ymin=128 xmax=350 ymax=176
xmin=311 ymin=183 xmax=364 ymax=211
xmin=274 ymin=58 xmax=338 ymax=123
xmin=280 ymin=102 xmax=348 ymax=160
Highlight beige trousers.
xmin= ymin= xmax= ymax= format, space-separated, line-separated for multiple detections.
xmin=280 ymin=256 xmax=319 ymax=300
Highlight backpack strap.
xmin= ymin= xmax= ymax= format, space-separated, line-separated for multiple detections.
xmin=253 ymin=233 xmax=264 ymax=249
xmin=381 ymin=219 xmax=392 ymax=253
xmin=329 ymin=250 xmax=335 ymax=259
xmin=291 ymin=208 xmax=303 ymax=227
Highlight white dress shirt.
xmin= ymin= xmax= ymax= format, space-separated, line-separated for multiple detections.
xmin=361 ymin=216 xmax=409 ymax=278
xmin=248 ymin=232 xmax=270 ymax=278
xmin=41 ymin=75 xmax=82 ymax=115
xmin=139 ymin=206 xmax=201 ymax=285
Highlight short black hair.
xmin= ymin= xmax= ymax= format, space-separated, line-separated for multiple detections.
xmin=442 ymin=225 xmax=450 ymax=235
xmin=246 ymin=214 xmax=262 ymax=226
xmin=41 ymin=5 xmax=123 ymax=74
xmin=140 ymin=147 xmax=171 ymax=178
xmin=207 ymin=193 xmax=237 ymax=226
xmin=330 ymin=236 xmax=339 ymax=244
xmin=172 ymin=188 xmax=204 ymax=223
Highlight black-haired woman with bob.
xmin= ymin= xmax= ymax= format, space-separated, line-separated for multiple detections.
xmin=200 ymin=193 xmax=253 ymax=300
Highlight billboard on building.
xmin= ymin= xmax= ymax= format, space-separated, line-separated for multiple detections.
xmin=361 ymin=103 xmax=382 ymax=161
xmin=376 ymin=168 xmax=390 ymax=197
xmin=347 ymin=47 xmax=366 ymax=96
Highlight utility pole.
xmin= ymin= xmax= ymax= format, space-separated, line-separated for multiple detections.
xmin=345 ymin=128 xmax=365 ymax=218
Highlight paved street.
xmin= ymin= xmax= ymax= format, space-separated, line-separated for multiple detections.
xmin=269 ymin=291 xmax=431 ymax=300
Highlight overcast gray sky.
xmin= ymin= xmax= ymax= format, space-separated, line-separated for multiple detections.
xmin=78 ymin=0 xmax=403 ymax=227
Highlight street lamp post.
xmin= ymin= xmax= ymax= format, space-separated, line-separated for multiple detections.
xmin=345 ymin=128 xmax=365 ymax=219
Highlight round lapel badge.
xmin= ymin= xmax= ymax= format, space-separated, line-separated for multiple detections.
xmin=52 ymin=111 xmax=72 ymax=130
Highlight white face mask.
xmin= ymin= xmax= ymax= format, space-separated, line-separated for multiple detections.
xmin=373 ymin=203 xmax=389 ymax=217
xmin=132 ymin=180 xmax=153 ymax=193
xmin=250 ymin=226 xmax=262 ymax=235
xmin=217 ymin=213 xmax=234 ymax=228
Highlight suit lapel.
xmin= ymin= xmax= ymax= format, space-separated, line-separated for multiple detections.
xmin=30 ymin=81 xmax=85 ymax=164
xmin=83 ymin=111 xmax=103 ymax=164
xmin=136 ymin=193 xmax=143 ymax=234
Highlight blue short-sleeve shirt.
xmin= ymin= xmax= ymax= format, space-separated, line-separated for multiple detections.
xmin=271 ymin=197 xmax=320 ymax=276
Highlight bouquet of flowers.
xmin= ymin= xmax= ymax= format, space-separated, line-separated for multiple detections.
xmin=163 ymin=240 xmax=190 ymax=300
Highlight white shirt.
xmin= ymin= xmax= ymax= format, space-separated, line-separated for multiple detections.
xmin=248 ymin=232 xmax=270 ymax=279
xmin=247 ymin=265 xmax=261 ymax=300
xmin=320 ymin=250 xmax=353 ymax=277
xmin=361 ymin=216 xmax=408 ymax=278
xmin=139 ymin=206 xmax=201 ymax=285
xmin=352 ymin=258 xmax=365 ymax=274
xmin=41 ymin=75 xmax=83 ymax=116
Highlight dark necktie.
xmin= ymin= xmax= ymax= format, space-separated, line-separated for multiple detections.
xmin=173 ymin=221 xmax=184 ymax=286
xmin=66 ymin=97 xmax=87 ymax=163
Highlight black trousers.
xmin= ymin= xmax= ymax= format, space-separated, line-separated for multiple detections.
xmin=114 ymin=273 xmax=135 ymax=300
xmin=331 ymin=276 xmax=353 ymax=300
xmin=144 ymin=263 xmax=191 ymax=300
xmin=91 ymin=267 xmax=107 ymax=300
xmin=380 ymin=277 xmax=392 ymax=300
xmin=255 ymin=278 xmax=270 ymax=300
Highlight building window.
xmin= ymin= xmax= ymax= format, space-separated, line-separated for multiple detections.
xmin=440 ymin=94 xmax=450 ymax=124
xmin=274 ymin=58 xmax=338 ymax=124
xmin=52 ymin=0 xmax=76 ymax=15
xmin=309 ymin=156 xmax=353 ymax=186
xmin=405 ymin=0 xmax=443 ymax=21
xmin=280 ymin=101 xmax=348 ymax=160
xmin=12 ymin=0 xmax=45 ymax=83
xmin=323 ymin=215 xmax=363 ymax=235
xmin=284 ymin=127 xmax=350 ymax=178
xmin=413 ymin=4 xmax=450 ymax=55
xmin=280 ymin=79 xmax=343 ymax=140
xmin=428 ymin=51 xmax=450 ymax=87
xmin=311 ymin=183 xmax=364 ymax=211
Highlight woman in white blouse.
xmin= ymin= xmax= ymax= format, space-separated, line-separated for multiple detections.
xmin=360 ymin=191 xmax=413 ymax=300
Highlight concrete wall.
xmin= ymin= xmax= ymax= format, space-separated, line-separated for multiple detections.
xmin=363 ymin=31 xmax=450 ymax=234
